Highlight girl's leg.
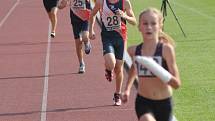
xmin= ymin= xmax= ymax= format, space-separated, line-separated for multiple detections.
xmin=114 ymin=60 xmax=124 ymax=94
xmin=81 ymin=31 xmax=92 ymax=54
xmin=112 ymin=59 xmax=124 ymax=106
xmin=75 ymin=39 xmax=85 ymax=73
xmin=48 ymin=7 xmax=58 ymax=35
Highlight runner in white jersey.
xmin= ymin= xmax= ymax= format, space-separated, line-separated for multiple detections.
xmin=59 ymin=0 xmax=92 ymax=73
xmin=89 ymin=0 xmax=136 ymax=106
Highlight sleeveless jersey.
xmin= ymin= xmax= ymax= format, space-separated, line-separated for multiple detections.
xmin=70 ymin=0 xmax=91 ymax=21
xmin=101 ymin=0 xmax=127 ymax=40
xmin=135 ymin=42 xmax=169 ymax=77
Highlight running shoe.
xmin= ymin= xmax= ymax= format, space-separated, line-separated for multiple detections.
xmin=113 ymin=93 xmax=122 ymax=106
xmin=78 ymin=63 xmax=85 ymax=74
xmin=105 ymin=69 xmax=113 ymax=82
xmin=50 ymin=32 xmax=56 ymax=38
xmin=84 ymin=41 xmax=92 ymax=54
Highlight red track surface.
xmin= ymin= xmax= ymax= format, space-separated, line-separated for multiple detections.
xmin=0 ymin=0 xmax=138 ymax=121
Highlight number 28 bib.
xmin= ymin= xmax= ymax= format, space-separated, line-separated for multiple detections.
xmin=103 ymin=14 xmax=121 ymax=31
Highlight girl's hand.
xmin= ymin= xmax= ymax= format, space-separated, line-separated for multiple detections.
xmin=58 ymin=0 xmax=68 ymax=9
xmin=89 ymin=30 xmax=95 ymax=40
xmin=115 ymin=9 xmax=126 ymax=18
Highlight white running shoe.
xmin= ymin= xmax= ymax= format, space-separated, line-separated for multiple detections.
xmin=113 ymin=93 xmax=122 ymax=106
xmin=50 ymin=32 xmax=56 ymax=38
xmin=78 ymin=63 xmax=85 ymax=74
xmin=84 ymin=41 xmax=92 ymax=54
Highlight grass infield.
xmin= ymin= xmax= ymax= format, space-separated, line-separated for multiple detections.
xmin=127 ymin=0 xmax=215 ymax=121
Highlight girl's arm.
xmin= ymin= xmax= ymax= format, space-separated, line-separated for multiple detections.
xmin=163 ymin=43 xmax=181 ymax=89
xmin=116 ymin=0 xmax=137 ymax=25
xmin=122 ymin=46 xmax=138 ymax=103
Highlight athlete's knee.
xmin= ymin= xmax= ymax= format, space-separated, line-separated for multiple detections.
xmin=82 ymin=34 xmax=89 ymax=42
xmin=51 ymin=7 xmax=58 ymax=14
xmin=139 ymin=113 xmax=156 ymax=121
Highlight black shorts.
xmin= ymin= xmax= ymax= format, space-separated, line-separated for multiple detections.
xmin=101 ymin=35 xmax=125 ymax=60
xmin=135 ymin=94 xmax=173 ymax=121
xmin=43 ymin=0 xmax=59 ymax=12
xmin=70 ymin=10 xmax=89 ymax=39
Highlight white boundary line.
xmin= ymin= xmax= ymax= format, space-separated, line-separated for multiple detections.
xmin=173 ymin=1 xmax=215 ymax=20
xmin=40 ymin=22 xmax=52 ymax=121
xmin=0 ymin=0 xmax=20 ymax=28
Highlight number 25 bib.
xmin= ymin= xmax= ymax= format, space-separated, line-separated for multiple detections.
xmin=71 ymin=0 xmax=86 ymax=9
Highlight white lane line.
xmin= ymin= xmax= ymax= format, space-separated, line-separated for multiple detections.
xmin=40 ymin=22 xmax=52 ymax=121
xmin=0 ymin=0 xmax=20 ymax=28
xmin=173 ymin=1 xmax=215 ymax=20
xmin=19 ymin=0 xmax=37 ymax=5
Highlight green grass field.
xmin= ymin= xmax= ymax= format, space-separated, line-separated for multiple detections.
xmin=128 ymin=0 xmax=215 ymax=121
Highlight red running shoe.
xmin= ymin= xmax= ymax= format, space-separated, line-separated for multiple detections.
xmin=105 ymin=69 xmax=113 ymax=82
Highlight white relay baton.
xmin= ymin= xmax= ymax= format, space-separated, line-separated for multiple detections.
xmin=134 ymin=56 xmax=172 ymax=83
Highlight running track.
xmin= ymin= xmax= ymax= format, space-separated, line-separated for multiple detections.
xmin=0 ymin=0 xmax=137 ymax=121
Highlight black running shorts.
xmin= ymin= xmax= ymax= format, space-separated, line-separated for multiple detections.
xmin=101 ymin=35 xmax=125 ymax=60
xmin=70 ymin=10 xmax=89 ymax=39
xmin=135 ymin=94 xmax=173 ymax=121
xmin=43 ymin=0 xmax=59 ymax=12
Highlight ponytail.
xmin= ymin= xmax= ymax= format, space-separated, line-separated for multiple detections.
xmin=159 ymin=31 xmax=175 ymax=47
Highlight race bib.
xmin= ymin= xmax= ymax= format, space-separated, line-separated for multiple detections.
xmin=137 ymin=56 xmax=162 ymax=76
xmin=71 ymin=0 xmax=86 ymax=9
xmin=103 ymin=15 xmax=121 ymax=31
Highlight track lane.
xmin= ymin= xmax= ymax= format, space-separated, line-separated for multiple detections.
xmin=46 ymin=6 xmax=138 ymax=121
xmin=0 ymin=0 xmax=138 ymax=120
xmin=0 ymin=0 xmax=49 ymax=121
